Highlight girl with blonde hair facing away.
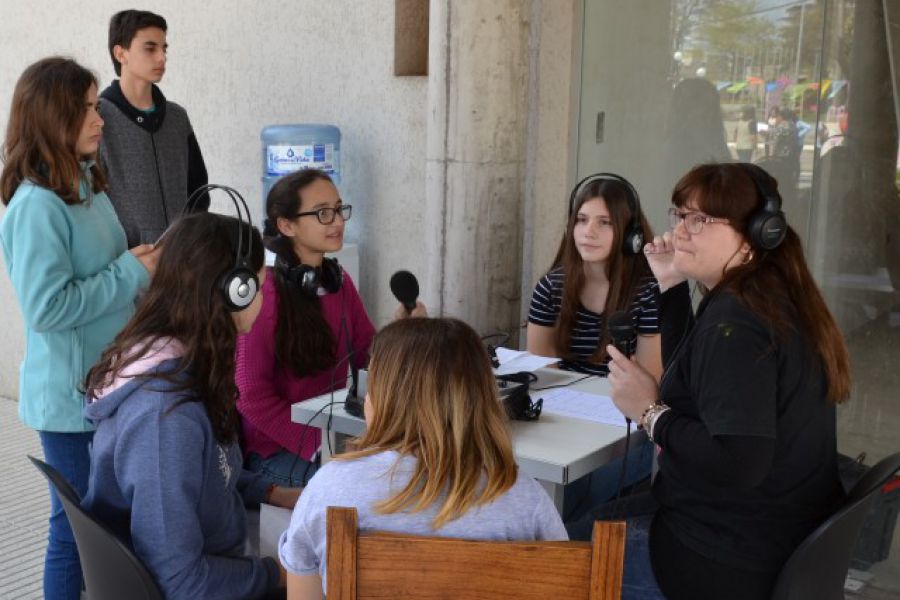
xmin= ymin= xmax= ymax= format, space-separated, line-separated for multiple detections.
xmin=279 ymin=318 xmax=567 ymax=599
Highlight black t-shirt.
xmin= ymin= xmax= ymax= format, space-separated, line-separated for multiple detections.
xmin=652 ymin=290 xmax=844 ymax=580
xmin=527 ymin=268 xmax=659 ymax=375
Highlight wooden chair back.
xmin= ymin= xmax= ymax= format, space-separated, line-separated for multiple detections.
xmin=326 ymin=506 xmax=625 ymax=600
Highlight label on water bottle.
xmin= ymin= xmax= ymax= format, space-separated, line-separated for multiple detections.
xmin=266 ymin=144 xmax=337 ymax=176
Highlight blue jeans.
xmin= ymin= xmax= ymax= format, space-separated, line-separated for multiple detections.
xmin=563 ymin=437 xmax=654 ymax=522
xmin=245 ymin=449 xmax=318 ymax=488
xmin=38 ymin=430 xmax=94 ymax=600
xmin=566 ymin=491 xmax=665 ymax=600
xmin=621 ymin=514 xmax=666 ymax=600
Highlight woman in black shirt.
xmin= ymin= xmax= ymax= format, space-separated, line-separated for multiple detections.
xmin=598 ymin=163 xmax=850 ymax=600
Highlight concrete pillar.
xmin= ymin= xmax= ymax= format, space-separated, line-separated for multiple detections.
xmin=424 ymin=0 xmax=530 ymax=338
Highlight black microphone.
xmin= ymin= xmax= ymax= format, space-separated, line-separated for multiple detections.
xmin=608 ymin=310 xmax=636 ymax=358
xmin=390 ymin=270 xmax=419 ymax=313
xmin=608 ymin=309 xmax=637 ymax=493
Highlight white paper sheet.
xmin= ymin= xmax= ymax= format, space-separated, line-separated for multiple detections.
xmin=493 ymin=347 xmax=558 ymax=376
xmin=537 ymin=387 xmax=628 ymax=427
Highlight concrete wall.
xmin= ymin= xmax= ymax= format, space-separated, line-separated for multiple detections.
xmin=424 ymin=0 xmax=531 ymax=338
xmin=521 ymin=0 xmax=580 ymax=328
xmin=0 ymin=0 xmax=428 ymax=398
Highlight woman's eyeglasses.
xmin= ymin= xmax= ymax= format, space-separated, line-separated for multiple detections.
xmin=295 ymin=204 xmax=352 ymax=225
xmin=668 ymin=207 xmax=729 ymax=234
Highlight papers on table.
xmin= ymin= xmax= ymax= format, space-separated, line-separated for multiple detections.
xmin=537 ymin=387 xmax=628 ymax=428
xmin=493 ymin=347 xmax=558 ymax=376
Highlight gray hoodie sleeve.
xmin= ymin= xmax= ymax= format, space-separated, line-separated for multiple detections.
xmin=116 ymin=405 xmax=279 ymax=599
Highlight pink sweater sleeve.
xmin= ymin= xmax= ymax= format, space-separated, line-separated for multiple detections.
xmin=235 ymin=271 xmax=316 ymax=459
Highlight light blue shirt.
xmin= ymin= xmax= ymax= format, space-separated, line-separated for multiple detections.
xmin=0 ymin=170 xmax=148 ymax=431
xmin=279 ymin=450 xmax=568 ymax=593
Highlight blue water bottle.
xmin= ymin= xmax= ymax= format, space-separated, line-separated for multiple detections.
xmin=260 ymin=124 xmax=342 ymax=212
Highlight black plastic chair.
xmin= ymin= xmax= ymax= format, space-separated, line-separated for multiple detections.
xmin=28 ymin=455 xmax=164 ymax=600
xmin=770 ymin=451 xmax=900 ymax=600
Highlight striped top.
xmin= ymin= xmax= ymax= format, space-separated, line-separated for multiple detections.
xmin=528 ymin=268 xmax=660 ymax=376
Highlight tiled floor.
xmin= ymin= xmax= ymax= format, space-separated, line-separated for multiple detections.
xmin=840 ymin=307 xmax=900 ymax=599
xmin=0 ymin=397 xmax=47 ymax=600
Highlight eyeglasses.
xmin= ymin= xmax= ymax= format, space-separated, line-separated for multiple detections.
xmin=295 ymin=204 xmax=352 ymax=225
xmin=668 ymin=207 xmax=729 ymax=234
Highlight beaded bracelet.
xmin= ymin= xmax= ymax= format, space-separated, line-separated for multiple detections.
xmin=636 ymin=402 xmax=657 ymax=430
xmin=642 ymin=403 xmax=671 ymax=443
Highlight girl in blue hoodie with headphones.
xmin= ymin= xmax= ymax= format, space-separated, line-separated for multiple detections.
xmin=83 ymin=211 xmax=288 ymax=599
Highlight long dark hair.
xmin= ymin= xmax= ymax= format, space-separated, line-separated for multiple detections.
xmin=263 ymin=169 xmax=337 ymax=377
xmin=1 ymin=57 xmax=107 ymax=206
xmin=672 ymin=163 xmax=850 ymax=403
xmin=549 ymin=178 xmax=653 ymax=364
xmin=85 ymin=213 xmax=264 ymax=442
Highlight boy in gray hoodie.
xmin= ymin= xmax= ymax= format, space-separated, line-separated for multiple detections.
xmin=99 ymin=9 xmax=208 ymax=248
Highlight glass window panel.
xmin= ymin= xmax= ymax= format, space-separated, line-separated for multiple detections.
xmin=576 ymin=0 xmax=900 ymax=591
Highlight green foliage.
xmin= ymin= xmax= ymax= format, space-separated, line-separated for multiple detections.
xmin=696 ymin=0 xmax=776 ymax=54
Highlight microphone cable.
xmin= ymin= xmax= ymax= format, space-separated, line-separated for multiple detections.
xmin=530 ymin=373 xmax=592 ymax=391
xmin=611 ymin=418 xmax=633 ymax=520
xmin=287 ymin=345 xmax=355 ymax=487
xmin=327 ymin=284 xmax=356 ymax=458
xmin=289 ymin=395 xmax=350 ymax=487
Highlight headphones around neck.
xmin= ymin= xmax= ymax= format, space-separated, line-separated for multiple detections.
xmin=274 ymin=255 xmax=343 ymax=298
xmin=567 ymin=172 xmax=645 ymax=255
xmin=184 ymin=185 xmax=259 ymax=312
xmin=741 ymin=163 xmax=787 ymax=251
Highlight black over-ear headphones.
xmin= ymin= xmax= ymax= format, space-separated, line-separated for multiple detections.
xmin=275 ymin=256 xmax=343 ymax=299
xmin=741 ymin=163 xmax=787 ymax=251
xmin=184 ymin=185 xmax=259 ymax=312
xmin=567 ymin=173 xmax=645 ymax=255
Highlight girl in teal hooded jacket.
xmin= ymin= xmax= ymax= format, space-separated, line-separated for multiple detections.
xmin=0 ymin=57 xmax=156 ymax=600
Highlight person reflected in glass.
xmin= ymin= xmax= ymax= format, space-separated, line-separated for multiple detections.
xmin=734 ymin=106 xmax=758 ymax=163
xmin=663 ymin=77 xmax=732 ymax=188
xmin=769 ymin=108 xmax=800 ymax=188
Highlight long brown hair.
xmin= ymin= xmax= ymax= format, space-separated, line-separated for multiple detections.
xmin=85 ymin=213 xmax=265 ymax=442
xmin=340 ymin=318 xmax=518 ymax=528
xmin=1 ymin=57 xmax=107 ymax=206
xmin=672 ymin=163 xmax=850 ymax=403
xmin=263 ymin=169 xmax=337 ymax=377
xmin=550 ymin=178 xmax=653 ymax=363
